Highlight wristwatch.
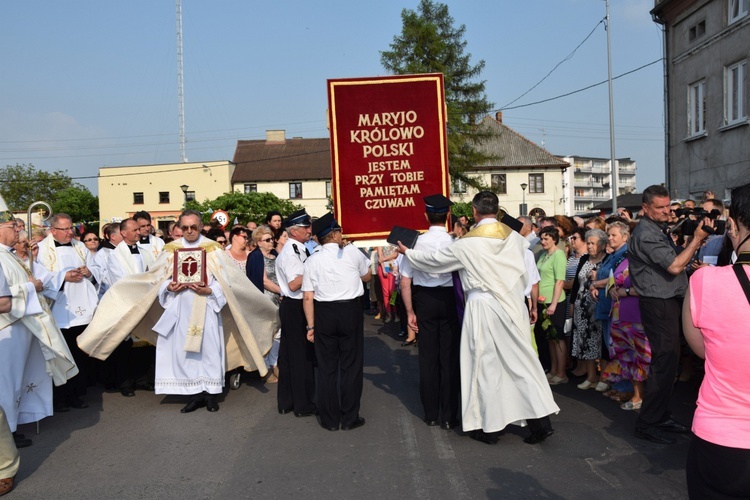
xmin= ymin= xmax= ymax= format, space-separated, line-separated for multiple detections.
xmin=306 ymin=325 xmax=315 ymax=331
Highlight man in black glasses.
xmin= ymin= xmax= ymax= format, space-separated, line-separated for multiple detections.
xmin=37 ymin=212 xmax=98 ymax=412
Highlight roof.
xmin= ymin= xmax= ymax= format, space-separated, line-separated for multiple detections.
xmin=591 ymin=193 xmax=644 ymax=211
xmin=232 ymin=136 xmax=331 ymax=183
xmin=472 ymin=116 xmax=570 ymax=170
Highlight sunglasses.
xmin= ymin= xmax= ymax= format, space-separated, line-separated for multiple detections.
xmin=217 ymin=239 xmax=227 ymax=244
xmin=260 ymin=237 xmax=273 ymax=243
xmin=84 ymin=238 xmax=100 ymax=242
xmin=181 ymin=225 xmax=200 ymax=232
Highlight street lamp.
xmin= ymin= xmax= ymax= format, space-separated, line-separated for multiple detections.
xmin=180 ymin=184 xmax=189 ymax=210
xmin=520 ymin=182 xmax=528 ymax=216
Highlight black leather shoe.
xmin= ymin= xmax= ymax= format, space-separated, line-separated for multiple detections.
xmin=68 ymin=398 xmax=89 ymax=409
xmin=180 ymin=399 xmax=206 ymax=413
xmin=278 ymin=408 xmax=293 ymax=415
xmin=469 ymin=430 xmax=499 ymax=445
xmin=635 ymin=427 xmax=676 ymax=444
xmin=441 ymin=421 xmax=459 ymax=430
xmin=53 ymin=402 xmax=70 ymax=413
xmin=205 ymin=397 xmax=219 ymax=412
xmin=321 ymin=423 xmax=339 ymax=432
xmin=401 ymin=339 xmax=417 ymax=347
xmin=342 ymin=417 xmax=366 ymax=431
xmin=656 ymin=418 xmax=689 ymax=434
xmin=294 ymin=408 xmax=319 ymax=418
xmin=120 ymin=388 xmax=136 ymax=397
xmin=12 ymin=433 xmax=32 ymax=449
xmin=524 ymin=429 xmax=554 ymax=444
xmin=424 ymin=419 xmax=439 ymax=427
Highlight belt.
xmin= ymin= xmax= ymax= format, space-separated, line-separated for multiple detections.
xmin=315 ymin=298 xmax=360 ymax=304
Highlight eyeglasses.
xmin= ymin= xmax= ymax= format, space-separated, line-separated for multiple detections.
xmin=84 ymin=237 xmax=100 ymax=242
xmin=260 ymin=237 xmax=273 ymax=243
xmin=217 ymin=239 xmax=227 ymax=244
xmin=569 ymin=236 xmax=579 ymax=241
xmin=53 ymin=227 xmax=74 ymax=232
xmin=236 ymin=235 xmax=248 ymax=239
xmin=181 ymin=225 xmax=199 ymax=232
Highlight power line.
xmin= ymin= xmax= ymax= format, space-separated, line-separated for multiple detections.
xmin=499 ymin=59 xmax=663 ymax=111
xmin=500 ymin=17 xmax=605 ymax=109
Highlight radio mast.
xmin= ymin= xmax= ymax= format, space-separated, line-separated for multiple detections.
xmin=176 ymin=0 xmax=187 ymax=162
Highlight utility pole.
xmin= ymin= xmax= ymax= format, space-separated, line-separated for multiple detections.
xmin=606 ymin=0 xmax=618 ymax=213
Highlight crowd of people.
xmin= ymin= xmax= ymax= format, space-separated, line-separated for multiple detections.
xmin=1 ymin=184 xmax=749 ymax=498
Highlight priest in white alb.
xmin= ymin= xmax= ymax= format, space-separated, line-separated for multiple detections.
xmin=37 ymin=213 xmax=98 ymax=411
xmin=0 ymin=210 xmax=78 ymax=445
xmin=398 ymin=191 xmax=559 ymax=445
xmin=78 ymin=210 xmax=279 ymax=414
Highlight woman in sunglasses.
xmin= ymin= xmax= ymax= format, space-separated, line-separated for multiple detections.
xmin=81 ymin=231 xmax=100 ymax=256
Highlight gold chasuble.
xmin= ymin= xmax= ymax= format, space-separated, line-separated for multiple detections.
xmin=78 ymin=239 xmax=280 ymax=376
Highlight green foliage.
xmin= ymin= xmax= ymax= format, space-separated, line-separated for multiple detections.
xmin=187 ymin=191 xmax=303 ymax=225
xmin=52 ymin=186 xmax=100 ymax=232
xmin=380 ymin=0 xmax=496 ymax=189
xmin=450 ymin=201 xmax=473 ymax=225
xmin=0 ymin=163 xmax=88 ymax=211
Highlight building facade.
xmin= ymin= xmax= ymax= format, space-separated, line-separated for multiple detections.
xmin=452 ymin=114 xmax=571 ymax=219
xmin=231 ymin=130 xmax=331 ymax=216
xmin=652 ymin=0 xmax=750 ymax=199
xmin=98 ymin=160 xmax=234 ymax=233
xmin=562 ymin=156 xmax=638 ymax=214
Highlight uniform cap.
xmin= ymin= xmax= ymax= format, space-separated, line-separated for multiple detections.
xmin=283 ymin=209 xmax=311 ymax=228
xmin=423 ymin=194 xmax=453 ymax=214
xmin=311 ymin=212 xmax=341 ymax=239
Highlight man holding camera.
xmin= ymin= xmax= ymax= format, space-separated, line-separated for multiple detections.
xmin=629 ymin=185 xmax=713 ymax=444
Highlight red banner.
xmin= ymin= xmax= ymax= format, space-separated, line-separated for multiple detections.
xmin=327 ymin=74 xmax=449 ymax=240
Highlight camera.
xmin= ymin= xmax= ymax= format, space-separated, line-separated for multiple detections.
xmin=679 ymin=209 xmax=725 ymax=236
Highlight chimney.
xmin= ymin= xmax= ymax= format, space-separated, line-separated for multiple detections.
xmin=266 ymin=130 xmax=286 ymax=144
xmin=495 ymin=111 xmax=503 ymax=123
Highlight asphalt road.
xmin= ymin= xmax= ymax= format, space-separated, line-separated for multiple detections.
xmin=11 ymin=316 xmax=695 ymax=499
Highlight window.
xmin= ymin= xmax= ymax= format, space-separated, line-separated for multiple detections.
xmin=725 ymin=60 xmax=747 ymax=124
xmin=289 ymin=182 xmax=303 ymax=199
xmin=688 ymin=20 xmax=706 ymax=42
xmin=244 ymin=183 xmax=257 ymax=194
xmin=186 ymin=191 xmax=196 ymax=202
xmin=159 ymin=191 xmax=170 ymax=204
xmin=688 ymin=80 xmax=706 ymax=136
xmin=133 ymin=192 xmax=144 ymax=204
xmin=490 ymin=174 xmax=507 ymax=194
xmin=528 ymin=174 xmax=544 ymax=194
xmin=729 ymin=0 xmax=749 ymax=24
xmin=452 ymin=179 xmax=466 ymax=194
xmin=325 ymin=181 xmax=332 ymax=198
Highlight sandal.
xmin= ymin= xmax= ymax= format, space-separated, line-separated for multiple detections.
xmin=602 ymin=389 xmax=619 ymax=398
xmin=620 ymin=400 xmax=642 ymax=410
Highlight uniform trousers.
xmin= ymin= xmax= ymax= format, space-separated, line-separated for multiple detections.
xmin=314 ymin=299 xmax=364 ymax=428
xmin=636 ymin=296 xmax=682 ymax=430
xmin=277 ymin=298 xmax=316 ymax=413
xmin=0 ymin=407 xmax=19 ymax=480
xmin=413 ymin=285 xmax=461 ymax=423
xmin=687 ymin=435 xmax=750 ymax=499
xmin=54 ymin=324 xmax=89 ymax=403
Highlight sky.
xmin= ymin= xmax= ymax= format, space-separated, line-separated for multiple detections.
xmin=0 ymin=0 xmax=665 ymax=196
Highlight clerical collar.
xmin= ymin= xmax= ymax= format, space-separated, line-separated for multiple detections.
xmin=128 ymin=244 xmax=140 ymax=254
xmin=100 ymin=240 xmax=115 ymax=250
xmin=139 ymin=235 xmax=150 ymax=244
xmin=54 ymin=240 xmax=73 ymax=247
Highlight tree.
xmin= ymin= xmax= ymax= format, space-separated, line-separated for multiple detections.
xmin=187 ymin=191 xmax=303 ymax=225
xmin=0 ymin=163 xmax=88 ymax=211
xmin=52 ymin=186 xmax=100 ymax=231
xmin=381 ymin=0 xmax=496 ymax=190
